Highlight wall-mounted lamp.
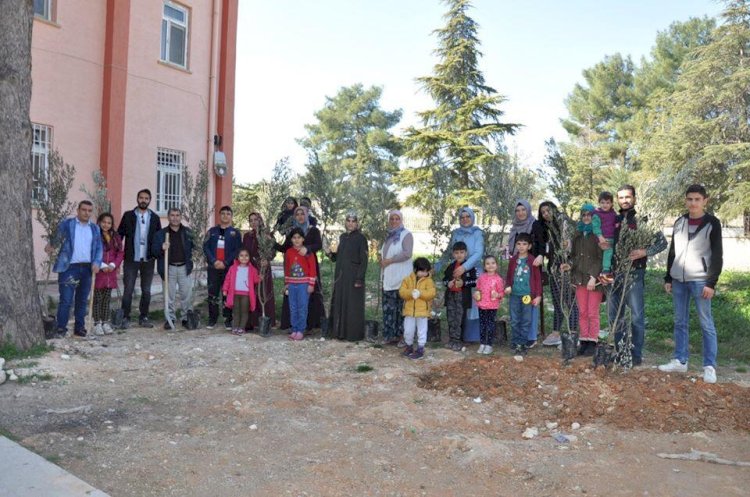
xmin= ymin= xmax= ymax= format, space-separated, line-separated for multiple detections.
xmin=213 ymin=151 xmax=228 ymax=177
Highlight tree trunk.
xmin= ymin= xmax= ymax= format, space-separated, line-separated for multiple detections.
xmin=0 ymin=0 xmax=45 ymax=349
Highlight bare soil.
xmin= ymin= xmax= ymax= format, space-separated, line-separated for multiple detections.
xmin=1 ymin=328 xmax=749 ymax=497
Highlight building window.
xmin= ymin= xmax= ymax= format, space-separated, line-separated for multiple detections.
xmin=31 ymin=123 xmax=52 ymax=202
xmin=156 ymin=148 xmax=184 ymax=214
xmin=33 ymin=0 xmax=52 ymax=21
xmin=160 ymin=1 xmax=189 ymax=68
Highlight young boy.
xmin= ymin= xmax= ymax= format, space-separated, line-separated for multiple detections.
xmin=284 ymin=228 xmax=317 ymax=341
xmin=593 ymin=191 xmax=617 ymax=283
xmin=659 ymin=184 xmax=723 ymax=384
xmin=505 ymin=233 xmax=542 ymax=355
xmin=442 ymin=241 xmax=477 ymax=351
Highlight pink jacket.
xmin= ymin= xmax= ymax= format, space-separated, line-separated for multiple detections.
xmin=222 ymin=261 xmax=258 ymax=311
xmin=94 ymin=232 xmax=124 ymax=290
xmin=475 ymin=273 xmax=505 ymax=310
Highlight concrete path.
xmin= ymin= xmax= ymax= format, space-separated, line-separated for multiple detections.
xmin=0 ymin=436 xmax=110 ymax=497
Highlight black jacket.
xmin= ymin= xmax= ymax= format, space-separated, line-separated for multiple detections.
xmin=117 ymin=208 xmax=162 ymax=262
xmin=442 ymin=261 xmax=477 ymax=309
xmin=151 ymin=225 xmax=195 ymax=278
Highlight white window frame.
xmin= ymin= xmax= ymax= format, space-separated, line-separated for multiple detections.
xmin=33 ymin=0 xmax=52 ymax=21
xmin=160 ymin=1 xmax=189 ymax=68
xmin=31 ymin=123 xmax=52 ymax=203
xmin=156 ymin=147 xmax=185 ymax=215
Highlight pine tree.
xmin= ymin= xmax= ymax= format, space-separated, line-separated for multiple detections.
xmin=399 ymin=0 xmax=519 ymax=208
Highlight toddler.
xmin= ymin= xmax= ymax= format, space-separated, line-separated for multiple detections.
xmin=222 ymin=248 xmax=259 ymax=335
xmin=473 ymin=255 xmax=505 ymax=354
xmin=398 ymin=258 xmax=437 ymax=359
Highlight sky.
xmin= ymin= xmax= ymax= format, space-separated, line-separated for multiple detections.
xmin=233 ymin=0 xmax=724 ymax=184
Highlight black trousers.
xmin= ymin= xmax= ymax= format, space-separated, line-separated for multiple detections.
xmin=122 ymin=259 xmax=155 ymax=320
xmin=207 ymin=266 xmax=232 ymax=324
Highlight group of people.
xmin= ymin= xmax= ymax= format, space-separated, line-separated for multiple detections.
xmin=49 ymin=183 xmax=724 ymax=382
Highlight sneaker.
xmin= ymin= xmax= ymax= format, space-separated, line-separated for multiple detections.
xmin=513 ymin=344 xmax=527 ymax=356
xmin=121 ymin=318 xmax=130 ymax=330
xmin=451 ymin=341 xmax=464 ymax=351
xmin=223 ymin=320 xmax=232 ymax=331
xmin=402 ymin=345 xmax=414 ymax=357
xmin=397 ymin=339 xmax=407 ymax=348
xmin=181 ymin=319 xmax=188 ymax=328
xmin=577 ymin=342 xmax=587 ymax=356
xmin=483 ymin=345 xmax=493 ymax=355
xmin=658 ymin=359 xmax=688 ymax=373
xmin=73 ymin=329 xmax=88 ymax=339
xmin=93 ymin=323 xmax=104 ymax=336
xmin=477 ymin=345 xmax=486 ymax=354
xmin=163 ymin=321 xmax=175 ymax=331
xmin=703 ymin=366 xmax=717 ymax=384
xmin=54 ymin=328 xmax=68 ymax=339
xmin=294 ymin=332 xmax=304 ymax=341
xmin=527 ymin=340 xmax=537 ymax=349
xmin=206 ymin=320 xmax=217 ymax=330
xmin=102 ymin=323 xmax=114 ymax=335
xmin=139 ymin=317 xmax=154 ymax=329
xmin=542 ymin=332 xmax=562 ymax=346
xmin=408 ymin=347 xmax=424 ymax=360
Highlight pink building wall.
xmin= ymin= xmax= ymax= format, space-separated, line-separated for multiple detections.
xmin=29 ymin=0 xmax=238 ymax=279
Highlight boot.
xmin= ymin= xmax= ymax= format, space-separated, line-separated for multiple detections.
xmin=402 ymin=344 xmax=414 ymax=357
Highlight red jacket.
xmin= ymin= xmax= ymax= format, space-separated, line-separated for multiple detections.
xmin=222 ymin=261 xmax=258 ymax=311
xmin=94 ymin=231 xmax=124 ymax=290
xmin=284 ymin=247 xmax=317 ymax=286
xmin=505 ymin=254 xmax=543 ymax=299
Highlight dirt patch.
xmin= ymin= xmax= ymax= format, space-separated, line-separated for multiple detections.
xmin=418 ymin=356 xmax=750 ymax=433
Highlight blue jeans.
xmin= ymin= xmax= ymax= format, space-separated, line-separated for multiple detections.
xmin=528 ymin=305 xmax=539 ymax=342
xmin=509 ymin=294 xmax=532 ymax=347
xmin=56 ymin=263 xmax=93 ymax=332
xmin=288 ymin=283 xmax=309 ymax=333
xmin=672 ymin=280 xmax=717 ymax=367
xmin=607 ymin=268 xmax=645 ymax=363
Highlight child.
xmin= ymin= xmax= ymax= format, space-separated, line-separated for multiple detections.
xmin=399 ymin=257 xmax=437 ymax=359
xmin=593 ymin=191 xmax=617 ymax=283
xmin=562 ymin=204 xmax=604 ymax=356
xmin=505 ymin=233 xmax=542 ymax=355
xmin=442 ymin=241 xmax=477 ymax=351
xmin=284 ymin=228 xmax=317 ymax=341
xmin=473 ymin=255 xmax=505 ymax=355
xmin=222 ymin=248 xmax=259 ymax=335
xmin=92 ymin=213 xmax=124 ymax=336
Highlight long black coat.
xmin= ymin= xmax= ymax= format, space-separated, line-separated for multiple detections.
xmin=329 ymin=230 xmax=368 ymax=341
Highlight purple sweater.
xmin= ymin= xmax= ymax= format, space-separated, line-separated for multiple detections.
xmin=594 ymin=208 xmax=617 ymax=238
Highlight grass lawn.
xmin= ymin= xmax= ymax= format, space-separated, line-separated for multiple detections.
xmin=273 ymin=254 xmax=750 ymax=365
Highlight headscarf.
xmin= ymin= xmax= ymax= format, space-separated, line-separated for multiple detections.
xmin=456 ymin=207 xmax=481 ymax=235
xmin=345 ymin=211 xmax=359 ymax=232
xmin=508 ymin=199 xmax=536 ymax=248
xmin=249 ymin=211 xmax=265 ymax=230
xmin=283 ymin=196 xmax=298 ymax=211
xmin=577 ymin=203 xmax=596 ymax=234
xmin=292 ymin=206 xmax=310 ymax=234
xmin=385 ymin=209 xmax=405 ymax=243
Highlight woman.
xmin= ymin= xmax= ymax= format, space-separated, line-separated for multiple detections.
xmin=446 ymin=207 xmax=484 ymax=343
xmin=276 ymin=206 xmax=325 ymax=331
xmin=274 ymin=196 xmax=298 ymax=234
xmin=328 ymin=212 xmax=368 ymax=341
xmin=242 ymin=212 xmax=276 ymax=330
xmin=506 ymin=199 xmax=540 ymax=347
xmin=531 ymin=201 xmax=579 ymax=345
xmin=380 ymin=209 xmax=414 ymax=345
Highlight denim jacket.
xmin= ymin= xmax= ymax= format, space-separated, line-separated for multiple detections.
xmin=52 ymin=217 xmax=103 ymax=273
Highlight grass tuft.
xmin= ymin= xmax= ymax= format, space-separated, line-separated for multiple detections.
xmin=0 ymin=343 xmax=54 ymax=361
xmin=355 ymin=363 xmax=374 ymax=373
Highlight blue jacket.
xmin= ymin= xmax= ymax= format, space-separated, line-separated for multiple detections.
xmin=202 ymin=225 xmax=242 ymax=265
xmin=52 ymin=217 xmax=103 ymax=273
xmin=151 ymin=225 xmax=195 ymax=278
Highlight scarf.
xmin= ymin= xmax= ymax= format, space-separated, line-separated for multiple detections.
xmin=385 ymin=209 xmax=405 ymax=243
xmin=456 ymin=207 xmax=481 ymax=235
xmin=508 ymin=199 xmax=536 ymax=248
xmin=293 ymin=206 xmax=310 ymax=235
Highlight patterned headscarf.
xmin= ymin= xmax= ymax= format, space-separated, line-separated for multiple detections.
xmin=385 ymin=209 xmax=405 ymax=243
xmin=508 ymin=199 xmax=536 ymax=250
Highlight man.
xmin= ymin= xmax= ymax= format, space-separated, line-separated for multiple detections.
xmin=203 ymin=206 xmax=241 ymax=329
xmin=152 ymin=208 xmax=195 ymax=330
xmin=117 ymin=189 xmax=161 ymax=328
xmin=46 ymin=200 xmax=103 ymax=338
xmin=607 ymin=185 xmax=668 ymax=366
xmin=659 ymin=185 xmax=723 ymax=384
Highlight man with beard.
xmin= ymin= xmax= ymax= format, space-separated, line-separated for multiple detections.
xmin=46 ymin=201 xmax=103 ymax=338
xmin=203 ymin=206 xmax=242 ymax=329
xmin=117 ymin=189 xmax=162 ymax=328
xmin=607 ymin=185 xmax=667 ymax=366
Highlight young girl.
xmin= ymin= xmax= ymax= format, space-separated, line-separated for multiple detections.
xmin=284 ymin=228 xmax=317 ymax=341
xmin=222 ymin=248 xmax=259 ymax=335
xmin=398 ymin=257 xmax=436 ymax=359
xmin=473 ymin=255 xmax=505 ymax=354
xmin=93 ymin=212 xmax=124 ymax=336
xmin=562 ymin=203 xmax=604 ymax=356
